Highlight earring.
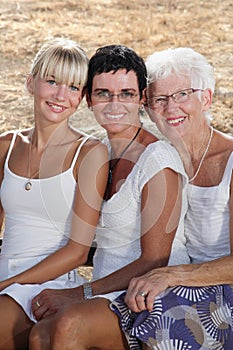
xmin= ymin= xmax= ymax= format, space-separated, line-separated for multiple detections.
xmin=139 ymin=104 xmax=144 ymax=116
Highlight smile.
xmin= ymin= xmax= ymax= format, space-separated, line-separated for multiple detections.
xmin=167 ymin=117 xmax=185 ymax=125
xmin=47 ymin=102 xmax=66 ymax=112
xmin=105 ymin=113 xmax=125 ymax=120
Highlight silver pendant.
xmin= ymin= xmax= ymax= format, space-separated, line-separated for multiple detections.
xmin=25 ymin=181 xmax=32 ymax=191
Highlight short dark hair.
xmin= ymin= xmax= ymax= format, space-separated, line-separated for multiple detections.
xmin=87 ymin=45 xmax=147 ymax=98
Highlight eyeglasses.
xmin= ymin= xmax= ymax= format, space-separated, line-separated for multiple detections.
xmin=91 ymin=91 xmax=139 ymax=103
xmin=147 ymin=88 xmax=203 ymax=109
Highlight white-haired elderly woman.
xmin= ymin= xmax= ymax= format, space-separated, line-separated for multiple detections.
xmin=111 ymin=47 xmax=233 ymax=349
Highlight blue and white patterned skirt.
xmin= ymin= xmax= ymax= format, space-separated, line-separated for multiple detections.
xmin=111 ymin=284 xmax=233 ymax=350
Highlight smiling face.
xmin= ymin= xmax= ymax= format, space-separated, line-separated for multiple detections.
xmin=146 ymin=74 xmax=212 ymax=143
xmin=27 ymin=74 xmax=83 ymax=126
xmin=89 ymin=69 xmax=144 ymax=136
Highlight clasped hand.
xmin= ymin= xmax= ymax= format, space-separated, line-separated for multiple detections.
xmin=31 ymin=286 xmax=83 ymax=320
xmin=125 ymin=267 xmax=171 ymax=312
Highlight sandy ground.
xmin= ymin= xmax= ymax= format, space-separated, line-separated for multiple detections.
xmin=0 ymin=0 xmax=232 ymax=138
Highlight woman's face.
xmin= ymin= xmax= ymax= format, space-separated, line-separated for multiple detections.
xmin=27 ymin=74 xmax=83 ymax=125
xmin=89 ymin=69 xmax=144 ymax=135
xmin=146 ymin=74 xmax=212 ymax=142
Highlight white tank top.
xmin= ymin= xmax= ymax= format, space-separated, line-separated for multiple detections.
xmin=0 ymin=131 xmax=91 ymax=280
xmin=185 ymin=152 xmax=233 ymax=263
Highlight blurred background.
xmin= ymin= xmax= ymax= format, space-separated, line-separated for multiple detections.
xmin=0 ymin=0 xmax=232 ymax=138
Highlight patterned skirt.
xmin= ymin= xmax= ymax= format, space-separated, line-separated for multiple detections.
xmin=111 ymin=284 xmax=233 ymax=350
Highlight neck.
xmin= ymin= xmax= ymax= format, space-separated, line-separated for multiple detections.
xmin=175 ymin=125 xmax=213 ymax=181
xmin=108 ymin=122 xmax=143 ymax=158
xmin=31 ymin=122 xmax=71 ymax=151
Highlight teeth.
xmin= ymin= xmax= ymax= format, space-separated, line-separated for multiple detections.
xmin=106 ymin=114 xmax=124 ymax=119
xmin=48 ymin=103 xmax=64 ymax=111
xmin=167 ymin=117 xmax=184 ymax=125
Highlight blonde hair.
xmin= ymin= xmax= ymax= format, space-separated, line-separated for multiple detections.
xmin=30 ymin=38 xmax=89 ymax=88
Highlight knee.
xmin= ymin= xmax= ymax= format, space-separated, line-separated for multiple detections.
xmin=54 ymin=309 xmax=84 ymax=340
xmin=29 ymin=323 xmax=49 ymax=350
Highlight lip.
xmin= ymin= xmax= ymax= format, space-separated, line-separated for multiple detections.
xmin=47 ymin=102 xmax=67 ymax=113
xmin=166 ymin=117 xmax=186 ymax=126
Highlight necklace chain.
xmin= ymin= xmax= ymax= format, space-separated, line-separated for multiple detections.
xmin=108 ymin=122 xmax=143 ymax=185
xmin=24 ymin=128 xmax=71 ymax=191
xmin=25 ymin=138 xmax=42 ymax=191
xmin=189 ymin=126 xmax=213 ymax=183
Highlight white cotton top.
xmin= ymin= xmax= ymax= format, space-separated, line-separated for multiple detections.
xmin=0 ymin=130 xmax=91 ymax=282
xmin=1 ymin=140 xmax=190 ymax=322
xmin=92 ymin=140 xmax=190 ymax=285
xmin=185 ymin=151 xmax=233 ymax=263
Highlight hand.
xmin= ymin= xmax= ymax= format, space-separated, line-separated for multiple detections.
xmin=31 ymin=286 xmax=83 ymax=321
xmin=125 ymin=268 xmax=171 ymax=312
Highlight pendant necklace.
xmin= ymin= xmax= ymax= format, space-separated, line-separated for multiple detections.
xmin=25 ymin=140 xmax=41 ymax=191
xmin=188 ymin=126 xmax=213 ymax=183
xmin=108 ymin=122 xmax=143 ymax=185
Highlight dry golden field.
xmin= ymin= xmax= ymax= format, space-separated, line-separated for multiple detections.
xmin=0 ymin=0 xmax=232 ymax=137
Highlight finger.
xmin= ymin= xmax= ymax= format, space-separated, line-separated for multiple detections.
xmin=33 ymin=304 xmax=50 ymax=321
xmin=41 ymin=307 xmax=57 ymax=319
xmin=145 ymin=292 xmax=156 ymax=311
xmin=135 ymin=292 xmax=148 ymax=312
xmin=125 ymin=287 xmax=147 ymax=312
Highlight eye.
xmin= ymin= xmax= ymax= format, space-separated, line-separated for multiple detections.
xmin=97 ymin=91 xmax=111 ymax=98
xmin=120 ymin=91 xmax=134 ymax=98
xmin=177 ymin=90 xmax=189 ymax=97
xmin=47 ymin=79 xmax=57 ymax=86
xmin=154 ymin=96 xmax=167 ymax=104
xmin=69 ymin=85 xmax=80 ymax=92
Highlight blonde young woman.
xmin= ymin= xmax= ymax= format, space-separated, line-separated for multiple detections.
xmin=0 ymin=38 xmax=108 ymax=349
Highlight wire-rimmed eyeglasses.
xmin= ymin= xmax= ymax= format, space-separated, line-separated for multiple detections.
xmin=147 ymin=88 xmax=204 ymax=109
xmin=91 ymin=91 xmax=140 ymax=103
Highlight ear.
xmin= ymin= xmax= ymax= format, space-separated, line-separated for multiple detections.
xmin=202 ymin=88 xmax=212 ymax=112
xmin=26 ymin=74 xmax=34 ymax=95
xmin=140 ymin=88 xmax=147 ymax=105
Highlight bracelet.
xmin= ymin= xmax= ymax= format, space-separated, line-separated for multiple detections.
xmin=83 ymin=282 xmax=93 ymax=300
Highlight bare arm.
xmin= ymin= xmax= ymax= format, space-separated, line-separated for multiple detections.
xmin=31 ymin=167 xmax=184 ymax=321
xmin=125 ymin=172 xmax=233 ymax=312
xmin=0 ymin=132 xmax=12 ymax=241
xmin=0 ymin=141 xmax=108 ymax=291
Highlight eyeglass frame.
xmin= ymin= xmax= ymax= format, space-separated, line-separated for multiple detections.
xmin=147 ymin=88 xmax=204 ymax=109
xmin=90 ymin=90 xmax=140 ymax=103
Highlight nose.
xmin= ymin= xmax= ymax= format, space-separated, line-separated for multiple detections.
xmin=109 ymin=94 xmax=120 ymax=102
xmin=165 ymin=96 xmax=179 ymax=113
xmin=54 ymin=85 xmax=67 ymax=101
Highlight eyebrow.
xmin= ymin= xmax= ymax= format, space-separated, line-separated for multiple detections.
xmin=93 ymin=88 xmax=137 ymax=92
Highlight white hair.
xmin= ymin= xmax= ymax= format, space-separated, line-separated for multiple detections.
xmin=146 ymin=47 xmax=215 ymax=93
xmin=146 ymin=47 xmax=215 ymax=120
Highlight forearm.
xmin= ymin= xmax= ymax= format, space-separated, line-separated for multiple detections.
xmin=0 ymin=242 xmax=88 ymax=291
xmin=91 ymin=255 xmax=169 ymax=296
xmin=124 ymin=255 xmax=233 ymax=312
xmin=163 ymin=255 xmax=233 ymax=288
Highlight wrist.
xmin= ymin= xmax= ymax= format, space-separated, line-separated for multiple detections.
xmin=82 ymin=282 xmax=93 ymax=300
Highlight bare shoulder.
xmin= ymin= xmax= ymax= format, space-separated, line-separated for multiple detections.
xmin=0 ymin=130 xmax=15 ymax=158
xmin=214 ymin=129 xmax=233 ymax=152
xmin=78 ymin=135 xmax=108 ymax=162
xmin=140 ymin=127 xmax=159 ymax=147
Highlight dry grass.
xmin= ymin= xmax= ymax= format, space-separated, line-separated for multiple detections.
xmin=0 ymin=0 xmax=232 ymax=137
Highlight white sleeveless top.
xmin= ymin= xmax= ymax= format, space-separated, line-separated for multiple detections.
xmin=92 ymin=140 xmax=190 ymax=284
xmin=0 ymin=130 xmax=91 ymax=281
xmin=185 ymin=152 xmax=233 ymax=263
